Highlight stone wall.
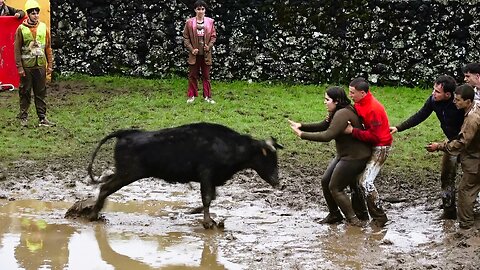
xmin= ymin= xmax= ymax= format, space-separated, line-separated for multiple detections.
xmin=49 ymin=0 xmax=480 ymax=86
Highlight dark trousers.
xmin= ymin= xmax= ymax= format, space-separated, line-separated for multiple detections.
xmin=440 ymin=152 xmax=458 ymax=215
xmin=321 ymin=157 xmax=369 ymax=220
xmin=187 ymin=55 xmax=211 ymax=98
xmin=18 ymin=67 xmax=47 ymax=120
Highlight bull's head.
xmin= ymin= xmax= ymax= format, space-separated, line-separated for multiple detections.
xmin=253 ymin=137 xmax=283 ymax=187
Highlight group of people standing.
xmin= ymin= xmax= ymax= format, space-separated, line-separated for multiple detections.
xmin=290 ymin=65 xmax=480 ymax=230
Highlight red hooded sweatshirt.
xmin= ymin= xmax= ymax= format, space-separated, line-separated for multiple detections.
xmin=352 ymin=91 xmax=393 ymax=146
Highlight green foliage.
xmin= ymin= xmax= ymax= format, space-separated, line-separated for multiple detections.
xmin=0 ymin=75 xmax=443 ymax=172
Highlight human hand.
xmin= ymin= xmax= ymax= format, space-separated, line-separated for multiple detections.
xmin=19 ymin=70 xmax=25 ymax=77
xmin=390 ymin=126 xmax=398 ymax=135
xmin=14 ymin=13 xmax=21 ymax=18
xmin=204 ymin=45 xmax=209 ymax=52
xmin=192 ymin=48 xmax=199 ymax=55
xmin=290 ymin=125 xmax=302 ymax=137
xmin=47 ymin=67 xmax=53 ymax=76
xmin=344 ymin=121 xmax=353 ymax=134
xmin=425 ymin=143 xmax=439 ymax=152
xmin=287 ymin=119 xmax=301 ymax=129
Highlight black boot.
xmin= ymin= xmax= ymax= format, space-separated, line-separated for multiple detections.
xmin=318 ymin=212 xmax=344 ymax=224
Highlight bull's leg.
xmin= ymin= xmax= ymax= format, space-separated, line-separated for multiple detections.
xmin=89 ymin=174 xmax=132 ymax=221
xmin=200 ymin=180 xmax=217 ymax=229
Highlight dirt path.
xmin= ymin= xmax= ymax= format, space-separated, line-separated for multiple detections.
xmin=0 ymin=160 xmax=479 ymax=269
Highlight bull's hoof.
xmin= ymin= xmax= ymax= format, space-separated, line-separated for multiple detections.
xmin=202 ymin=219 xmax=225 ymax=229
xmin=65 ymin=198 xmax=99 ymax=220
xmin=202 ymin=219 xmax=217 ymax=229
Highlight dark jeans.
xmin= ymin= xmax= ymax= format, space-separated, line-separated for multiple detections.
xmin=187 ymin=55 xmax=212 ymax=98
xmin=18 ymin=67 xmax=47 ymax=120
xmin=440 ymin=152 xmax=458 ymax=215
xmin=321 ymin=157 xmax=369 ymax=220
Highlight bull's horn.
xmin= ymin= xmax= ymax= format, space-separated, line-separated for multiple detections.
xmin=266 ymin=137 xmax=284 ymax=151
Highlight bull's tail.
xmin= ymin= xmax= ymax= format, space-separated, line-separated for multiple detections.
xmin=88 ymin=129 xmax=142 ymax=184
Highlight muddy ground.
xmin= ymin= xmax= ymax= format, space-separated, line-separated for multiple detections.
xmin=0 ymin=157 xmax=479 ymax=270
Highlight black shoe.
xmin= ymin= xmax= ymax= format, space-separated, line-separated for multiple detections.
xmin=357 ymin=213 xmax=370 ymax=221
xmin=318 ymin=213 xmax=344 ymax=224
xmin=438 ymin=210 xmax=457 ymax=220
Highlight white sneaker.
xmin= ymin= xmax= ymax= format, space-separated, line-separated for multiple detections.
xmin=187 ymin=97 xmax=195 ymax=103
xmin=204 ymin=97 xmax=215 ymax=104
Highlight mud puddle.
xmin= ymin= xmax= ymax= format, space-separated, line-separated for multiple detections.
xmin=1 ymin=178 xmax=476 ymax=270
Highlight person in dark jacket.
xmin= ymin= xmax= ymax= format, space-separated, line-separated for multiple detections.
xmin=390 ymin=75 xmax=463 ymax=219
xmin=289 ymin=86 xmax=372 ymax=227
xmin=0 ymin=0 xmax=25 ymax=19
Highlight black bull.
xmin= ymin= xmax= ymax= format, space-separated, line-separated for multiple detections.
xmin=67 ymin=122 xmax=283 ymax=228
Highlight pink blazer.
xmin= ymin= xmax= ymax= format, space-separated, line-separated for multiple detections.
xmin=183 ymin=17 xmax=217 ymax=65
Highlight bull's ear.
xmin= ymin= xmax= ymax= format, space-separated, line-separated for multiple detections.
xmin=266 ymin=137 xmax=284 ymax=151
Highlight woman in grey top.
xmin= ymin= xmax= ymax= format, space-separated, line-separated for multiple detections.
xmin=289 ymin=86 xmax=372 ymax=226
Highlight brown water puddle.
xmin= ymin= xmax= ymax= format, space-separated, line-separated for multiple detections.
xmin=0 ymin=194 xmax=463 ymax=269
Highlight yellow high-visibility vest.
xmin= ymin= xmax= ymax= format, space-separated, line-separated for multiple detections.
xmin=20 ymin=22 xmax=47 ymax=67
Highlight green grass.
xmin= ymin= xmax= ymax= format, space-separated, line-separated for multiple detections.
xmin=0 ymin=74 xmax=444 ymax=174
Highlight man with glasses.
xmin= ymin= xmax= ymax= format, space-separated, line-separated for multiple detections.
xmin=183 ymin=0 xmax=217 ymax=104
xmin=14 ymin=0 xmax=54 ymax=127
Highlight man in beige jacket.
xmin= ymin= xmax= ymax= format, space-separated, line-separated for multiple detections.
xmin=427 ymin=84 xmax=480 ymax=230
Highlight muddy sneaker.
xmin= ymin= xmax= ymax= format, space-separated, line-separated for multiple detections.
xmin=204 ymin=97 xmax=216 ymax=104
xmin=371 ymin=215 xmax=388 ymax=227
xmin=318 ymin=213 xmax=344 ymax=224
xmin=39 ymin=118 xmax=56 ymax=127
xmin=187 ymin=97 xmax=195 ymax=103
xmin=20 ymin=118 xmax=28 ymax=127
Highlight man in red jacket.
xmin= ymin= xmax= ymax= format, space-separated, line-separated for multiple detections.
xmin=345 ymin=77 xmax=393 ymax=227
